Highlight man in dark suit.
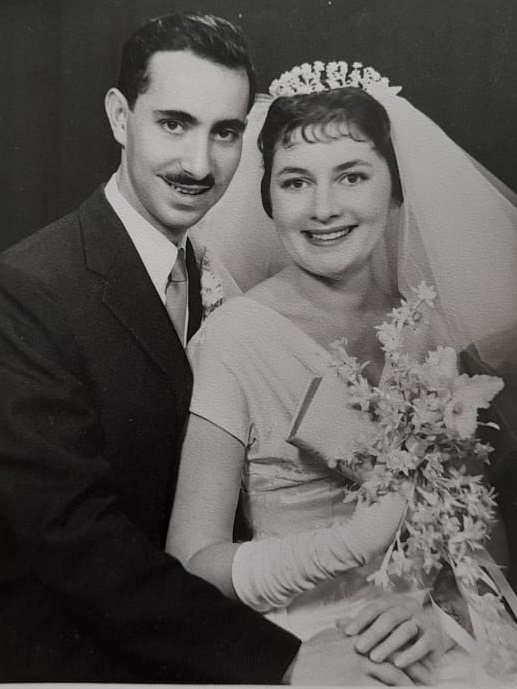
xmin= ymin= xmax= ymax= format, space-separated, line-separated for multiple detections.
xmin=0 ymin=12 xmax=423 ymax=685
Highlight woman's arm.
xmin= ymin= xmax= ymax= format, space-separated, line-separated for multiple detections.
xmin=167 ymin=413 xmax=246 ymax=599
xmin=169 ymin=401 xmax=447 ymax=676
xmin=169 ymin=411 xmax=407 ymax=611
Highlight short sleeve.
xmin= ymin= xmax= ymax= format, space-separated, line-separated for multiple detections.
xmin=188 ymin=306 xmax=252 ymax=446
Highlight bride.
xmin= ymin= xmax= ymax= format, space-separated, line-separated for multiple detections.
xmin=168 ymin=62 xmax=517 ymax=684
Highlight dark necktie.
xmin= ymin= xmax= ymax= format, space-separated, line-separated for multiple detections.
xmin=166 ymin=247 xmax=188 ymax=343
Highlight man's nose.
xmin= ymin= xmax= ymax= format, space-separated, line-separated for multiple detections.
xmin=181 ymin=132 xmax=212 ymax=181
xmin=311 ymin=184 xmax=341 ymax=223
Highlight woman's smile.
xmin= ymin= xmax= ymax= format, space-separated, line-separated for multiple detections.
xmin=270 ymin=130 xmax=393 ymax=279
xmin=302 ymin=224 xmax=358 ymax=244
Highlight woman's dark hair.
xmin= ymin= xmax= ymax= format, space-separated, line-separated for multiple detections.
xmin=259 ymin=87 xmax=402 ymax=217
xmin=118 ymin=13 xmax=256 ymax=111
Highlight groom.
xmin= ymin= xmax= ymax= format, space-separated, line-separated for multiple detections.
xmin=0 ymin=12 xmax=425 ymax=685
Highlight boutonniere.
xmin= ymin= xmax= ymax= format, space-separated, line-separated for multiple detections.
xmin=199 ymin=248 xmax=224 ymax=320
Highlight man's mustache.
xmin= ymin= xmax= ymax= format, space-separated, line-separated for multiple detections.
xmin=163 ymin=172 xmax=215 ymax=189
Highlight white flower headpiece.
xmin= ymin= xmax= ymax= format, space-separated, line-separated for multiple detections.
xmin=268 ymin=61 xmax=401 ymax=99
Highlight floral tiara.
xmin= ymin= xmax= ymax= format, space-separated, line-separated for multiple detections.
xmin=268 ymin=61 xmax=401 ymax=99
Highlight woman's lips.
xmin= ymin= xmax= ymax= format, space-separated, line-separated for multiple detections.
xmin=302 ymin=225 xmax=357 ymax=242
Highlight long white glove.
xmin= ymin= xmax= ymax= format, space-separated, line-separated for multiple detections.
xmin=232 ymin=492 xmax=405 ymax=612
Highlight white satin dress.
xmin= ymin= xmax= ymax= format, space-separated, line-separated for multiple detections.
xmin=188 ymin=296 xmax=511 ymax=686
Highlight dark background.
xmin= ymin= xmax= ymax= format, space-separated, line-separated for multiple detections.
xmin=1 ymin=0 xmax=516 ymax=252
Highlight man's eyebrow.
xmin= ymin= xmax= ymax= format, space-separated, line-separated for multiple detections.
xmin=153 ymin=109 xmax=197 ymax=124
xmin=213 ymin=118 xmax=247 ymax=133
xmin=153 ymin=111 xmax=246 ymax=133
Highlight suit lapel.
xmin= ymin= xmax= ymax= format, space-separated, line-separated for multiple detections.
xmin=186 ymin=239 xmax=202 ymax=341
xmin=103 ymin=248 xmax=191 ymax=383
xmin=79 ymin=188 xmax=190 ymax=384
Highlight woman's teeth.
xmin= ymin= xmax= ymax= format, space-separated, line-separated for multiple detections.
xmin=305 ymin=226 xmax=355 ymax=241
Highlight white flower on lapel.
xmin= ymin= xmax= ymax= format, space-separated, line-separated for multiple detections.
xmin=199 ymin=248 xmax=224 ymax=320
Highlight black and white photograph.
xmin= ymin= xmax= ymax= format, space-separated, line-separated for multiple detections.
xmin=1 ymin=0 xmax=517 ymax=685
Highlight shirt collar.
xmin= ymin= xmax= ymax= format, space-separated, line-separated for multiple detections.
xmin=104 ymin=172 xmax=188 ymax=303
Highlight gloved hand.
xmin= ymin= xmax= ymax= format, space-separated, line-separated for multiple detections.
xmin=232 ymin=492 xmax=406 ymax=611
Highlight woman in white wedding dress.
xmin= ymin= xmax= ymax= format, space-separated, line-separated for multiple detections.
xmin=168 ymin=63 xmax=517 ymax=685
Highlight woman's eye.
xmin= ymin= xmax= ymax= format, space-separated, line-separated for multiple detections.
xmin=281 ymin=178 xmax=308 ymax=190
xmin=341 ymin=172 xmax=366 ymax=185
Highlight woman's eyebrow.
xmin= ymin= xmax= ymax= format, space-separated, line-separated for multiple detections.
xmin=276 ymin=160 xmax=373 ymax=176
xmin=335 ymin=160 xmax=373 ymax=171
xmin=275 ymin=166 xmax=308 ymax=175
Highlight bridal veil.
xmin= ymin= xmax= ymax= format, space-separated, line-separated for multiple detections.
xmin=192 ymin=81 xmax=517 ymax=388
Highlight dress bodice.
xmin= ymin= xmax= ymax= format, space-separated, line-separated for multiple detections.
xmin=189 ymin=297 xmax=387 ymax=618
xmin=189 ymin=296 xmax=360 ymax=538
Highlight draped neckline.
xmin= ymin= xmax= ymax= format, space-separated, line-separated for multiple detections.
xmin=239 ymin=295 xmax=390 ymax=387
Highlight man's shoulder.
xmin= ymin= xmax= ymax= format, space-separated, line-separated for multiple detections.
xmin=4 ymin=208 xmax=78 ymax=258
xmin=0 ymin=186 xmax=112 ymax=279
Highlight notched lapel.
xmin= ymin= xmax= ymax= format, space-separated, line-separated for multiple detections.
xmin=79 ymin=188 xmax=190 ymax=385
xmin=103 ymin=246 xmax=190 ymax=384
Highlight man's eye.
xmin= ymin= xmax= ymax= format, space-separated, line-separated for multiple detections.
xmin=215 ymin=128 xmax=240 ymax=142
xmin=160 ymin=120 xmax=184 ymax=133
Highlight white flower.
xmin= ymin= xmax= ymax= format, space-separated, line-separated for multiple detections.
xmin=386 ymin=449 xmax=418 ymax=475
xmin=453 ymin=556 xmax=480 ymax=586
xmin=444 ymin=374 xmax=504 ymax=439
xmin=413 ymin=281 xmax=437 ymax=306
xmin=421 ymin=346 xmax=458 ymax=388
xmin=376 ymin=321 xmax=402 ymax=353
xmin=411 ymin=393 xmax=443 ymax=427
xmin=199 ymin=249 xmax=224 ymax=319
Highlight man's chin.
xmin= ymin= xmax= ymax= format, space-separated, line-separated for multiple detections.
xmin=157 ymin=207 xmax=211 ymax=237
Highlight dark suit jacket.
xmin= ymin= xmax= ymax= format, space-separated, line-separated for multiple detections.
xmin=0 ymin=187 xmax=299 ymax=682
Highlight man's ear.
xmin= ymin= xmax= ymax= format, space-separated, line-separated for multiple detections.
xmin=105 ymin=87 xmax=130 ymax=147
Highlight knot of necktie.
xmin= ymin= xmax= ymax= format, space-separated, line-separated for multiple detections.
xmin=169 ymin=247 xmax=187 ymax=283
xmin=166 ymin=248 xmax=188 ymax=342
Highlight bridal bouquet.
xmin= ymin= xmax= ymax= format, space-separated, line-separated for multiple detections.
xmin=326 ymin=283 xmax=516 ymax=676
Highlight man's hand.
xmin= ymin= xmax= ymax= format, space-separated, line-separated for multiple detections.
xmin=283 ymin=627 xmax=417 ymax=686
xmin=338 ymin=595 xmax=448 ymax=684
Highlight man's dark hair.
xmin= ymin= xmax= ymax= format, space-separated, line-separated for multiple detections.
xmin=118 ymin=12 xmax=256 ymax=111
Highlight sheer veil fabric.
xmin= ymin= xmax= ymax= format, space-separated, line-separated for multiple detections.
xmin=190 ymin=95 xmax=290 ymax=293
xmin=192 ymin=88 xmax=517 ymax=381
